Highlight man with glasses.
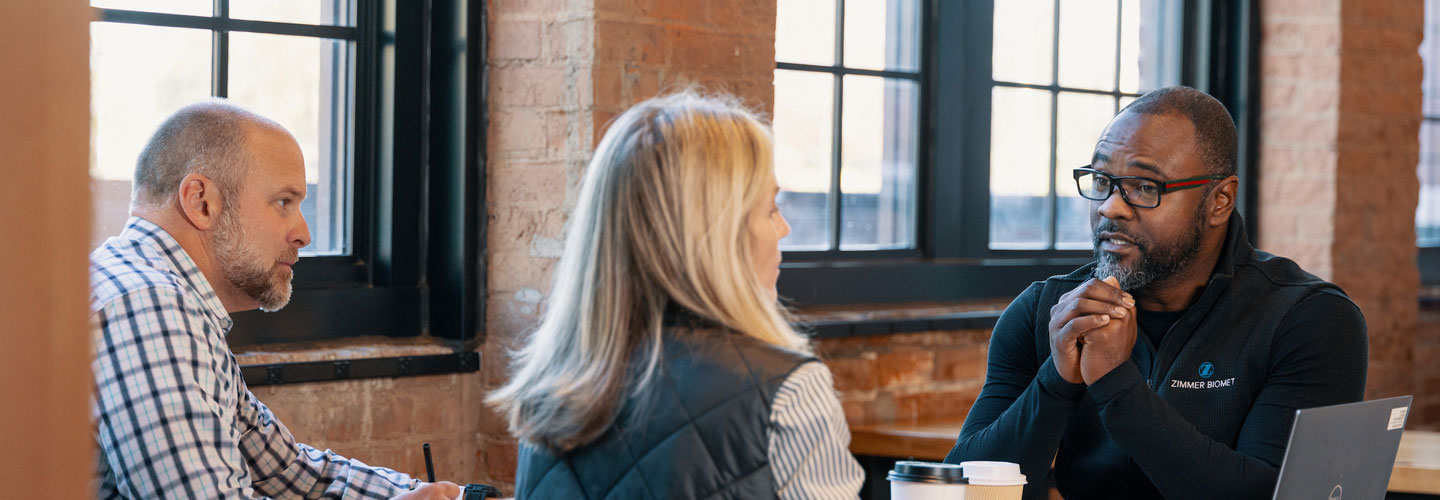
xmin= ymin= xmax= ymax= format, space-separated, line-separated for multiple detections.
xmin=946 ymin=86 xmax=1366 ymax=500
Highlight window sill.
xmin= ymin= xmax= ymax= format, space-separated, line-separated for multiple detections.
xmin=779 ymin=257 xmax=1088 ymax=305
xmin=793 ymin=299 xmax=1010 ymax=338
xmin=233 ymin=336 xmax=478 ymax=387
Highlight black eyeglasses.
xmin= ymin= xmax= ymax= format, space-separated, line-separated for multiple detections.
xmin=1072 ymin=166 xmax=1227 ymax=209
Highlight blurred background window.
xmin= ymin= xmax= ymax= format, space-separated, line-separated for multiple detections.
xmin=90 ymin=0 xmax=356 ymax=256
xmin=1418 ymin=0 xmax=1440 ymax=247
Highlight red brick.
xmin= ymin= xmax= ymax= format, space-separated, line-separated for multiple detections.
xmin=545 ymin=110 xmax=578 ymax=153
xmin=665 ymin=25 xmax=771 ymax=75
xmin=490 ymin=64 xmax=569 ymax=107
xmin=629 ymin=0 xmax=694 ymax=21
xmin=491 ymin=0 xmax=566 ymax=17
xmin=322 ymin=397 xmax=369 ymax=442
xmin=875 ymin=349 xmax=935 ymax=388
xmin=595 ymin=20 xmax=665 ymax=65
xmin=485 ymin=439 xmax=520 ymax=481
xmin=934 ymin=346 xmax=988 ymax=383
xmin=892 ymin=386 xmax=981 ymax=421
xmin=825 ymin=354 xmax=878 ymax=392
xmin=488 ymin=109 xmax=547 ymax=151
xmin=593 ymin=109 xmax=620 ymax=144
xmin=488 ymin=160 xmax=567 ymax=209
xmin=593 ymin=64 xmax=623 ymax=109
xmin=841 ymin=400 xmax=870 ymax=424
xmin=489 ymin=21 xmax=541 ymax=61
xmin=705 ymin=0 xmax=776 ymax=33
xmin=370 ymin=394 xmax=416 ymax=440
xmin=623 ymin=66 xmax=663 ymax=105
xmin=414 ymin=389 xmax=464 ymax=434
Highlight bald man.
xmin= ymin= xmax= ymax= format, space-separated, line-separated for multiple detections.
xmin=89 ymin=101 xmax=460 ymax=500
xmin=945 ymin=87 xmax=1366 ymax=500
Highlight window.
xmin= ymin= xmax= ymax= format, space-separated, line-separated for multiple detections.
xmin=1419 ymin=0 xmax=1440 ymax=282
xmin=773 ymin=1 xmax=1257 ymax=305
xmin=90 ymin=0 xmax=355 ymax=255
xmin=774 ymin=0 xmax=922 ymax=253
xmin=987 ymin=0 xmax=1180 ymax=250
xmin=89 ymin=0 xmax=486 ymax=346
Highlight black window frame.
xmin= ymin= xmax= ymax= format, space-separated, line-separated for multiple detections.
xmin=778 ymin=0 xmax=1261 ymax=307
xmin=90 ymin=0 xmax=488 ymax=348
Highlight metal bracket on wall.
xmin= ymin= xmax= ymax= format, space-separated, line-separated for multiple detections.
xmin=240 ymin=352 xmax=481 ymax=387
xmin=802 ymin=310 xmax=1003 ymax=339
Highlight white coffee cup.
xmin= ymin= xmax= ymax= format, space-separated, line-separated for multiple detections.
xmin=958 ymin=461 xmax=1026 ymax=500
xmin=888 ymin=461 xmax=968 ymax=500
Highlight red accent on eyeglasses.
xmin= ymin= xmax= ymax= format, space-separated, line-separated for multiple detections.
xmin=1165 ymin=179 xmax=1213 ymax=189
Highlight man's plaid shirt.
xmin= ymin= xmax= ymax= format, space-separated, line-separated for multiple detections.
xmin=89 ymin=217 xmax=418 ymax=499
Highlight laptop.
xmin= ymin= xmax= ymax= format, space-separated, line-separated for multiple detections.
xmin=1272 ymin=395 xmax=1413 ymax=500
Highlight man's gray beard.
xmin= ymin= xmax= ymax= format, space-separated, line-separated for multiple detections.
xmin=1092 ymin=202 xmax=1208 ymax=292
xmin=213 ymin=209 xmax=292 ymax=311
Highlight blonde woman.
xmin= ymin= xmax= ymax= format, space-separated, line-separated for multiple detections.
xmin=487 ymin=93 xmax=863 ymax=499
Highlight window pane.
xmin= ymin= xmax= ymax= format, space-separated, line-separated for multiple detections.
xmin=229 ymin=33 xmax=353 ymax=256
xmin=1119 ymin=0 xmax=1142 ymax=93
xmin=90 ymin=22 xmax=213 ymax=249
xmin=776 ymin=0 xmax=836 ymax=66
xmin=1058 ymin=0 xmax=1119 ymax=91
xmin=843 ymin=0 xmax=921 ymax=72
xmin=231 ymin=0 xmax=356 ymax=27
xmin=1421 ymin=120 xmax=1440 ymax=246
xmin=1426 ymin=0 xmax=1440 ymax=117
xmin=993 ymin=0 xmax=1054 ymax=85
xmin=990 ymin=87 xmax=1054 ymax=249
xmin=774 ymin=69 xmax=835 ymax=250
xmin=1136 ymin=0 xmax=1183 ymax=92
xmin=1421 ymin=0 xmax=1440 ymax=246
xmin=1055 ymin=93 xmax=1117 ymax=249
xmin=91 ymin=0 xmax=210 ymax=16
xmin=840 ymin=76 xmax=918 ymax=250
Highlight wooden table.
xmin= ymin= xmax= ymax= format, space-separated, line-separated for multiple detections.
xmin=1393 ymin=431 xmax=1440 ymax=495
xmin=848 ymin=420 xmax=1440 ymax=496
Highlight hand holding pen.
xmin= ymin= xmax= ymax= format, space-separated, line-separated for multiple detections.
xmin=388 ymin=442 xmax=461 ymax=500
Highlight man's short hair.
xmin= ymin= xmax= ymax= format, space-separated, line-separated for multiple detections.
xmin=1119 ymin=86 xmax=1237 ymax=177
xmin=131 ymin=100 xmax=273 ymax=210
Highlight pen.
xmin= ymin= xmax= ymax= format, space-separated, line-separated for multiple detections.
xmin=423 ymin=442 xmax=436 ymax=483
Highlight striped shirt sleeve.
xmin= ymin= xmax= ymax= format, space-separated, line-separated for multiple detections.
xmin=767 ymin=362 xmax=864 ymax=500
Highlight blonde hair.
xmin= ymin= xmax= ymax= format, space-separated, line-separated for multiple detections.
xmin=486 ymin=92 xmax=808 ymax=452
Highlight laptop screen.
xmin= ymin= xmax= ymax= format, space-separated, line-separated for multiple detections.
xmin=1272 ymin=396 xmax=1412 ymax=500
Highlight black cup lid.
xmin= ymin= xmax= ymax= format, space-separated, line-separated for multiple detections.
xmin=887 ymin=461 xmax=967 ymax=485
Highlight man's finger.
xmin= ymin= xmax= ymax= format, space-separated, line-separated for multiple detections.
xmin=1069 ymin=278 xmax=1135 ymax=307
xmin=1056 ymin=314 xmax=1110 ymax=345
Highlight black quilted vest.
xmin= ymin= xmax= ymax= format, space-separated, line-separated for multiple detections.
xmin=514 ymin=327 xmax=816 ymax=500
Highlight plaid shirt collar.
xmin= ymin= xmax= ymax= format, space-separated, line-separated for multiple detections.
xmin=120 ymin=216 xmax=235 ymax=333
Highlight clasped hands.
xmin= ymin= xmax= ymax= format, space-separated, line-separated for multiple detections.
xmin=1048 ymin=276 xmax=1138 ymax=386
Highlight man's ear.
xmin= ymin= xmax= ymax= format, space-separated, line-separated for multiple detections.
xmin=1208 ymin=176 xmax=1238 ymax=227
xmin=176 ymin=173 xmax=223 ymax=231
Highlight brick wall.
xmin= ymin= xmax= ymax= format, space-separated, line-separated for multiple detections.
xmin=238 ymin=0 xmax=1439 ymax=496
xmin=237 ymin=340 xmax=487 ymax=482
xmin=478 ymin=0 xmax=779 ymax=491
xmin=1421 ymin=294 xmax=1440 ymax=428
xmin=1258 ymin=0 xmax=1425 ymax=412
xmin=820 ymin=329 xmax=992 ymax=425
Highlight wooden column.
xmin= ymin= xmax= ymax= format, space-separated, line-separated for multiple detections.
xmin=0 ymin=1 xmax=94 ymax=494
